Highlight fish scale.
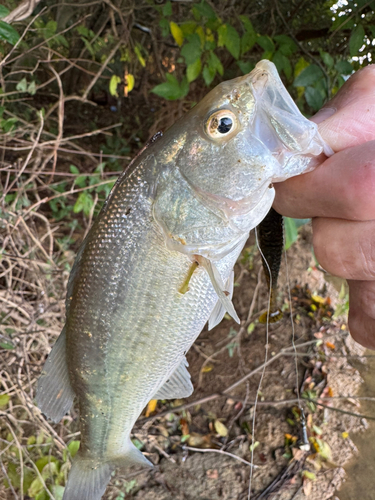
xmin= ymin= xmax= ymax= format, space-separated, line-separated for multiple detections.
xmin=35 ymin=60 xmax=331 ymax=500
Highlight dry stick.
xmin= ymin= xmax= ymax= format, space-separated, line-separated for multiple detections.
xmin=47 ymin=64 xmax=65 ymax=178
xmin=0 ymin=112 xmax=44 ymax=203
xmin=2 ymin=0 xmax=42 ymax=24
xmin=182 ymin=445 xmax=260 ymax=468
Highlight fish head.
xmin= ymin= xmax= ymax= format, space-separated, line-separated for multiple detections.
xmin=169 ymin=60 xmax=329 ymax=222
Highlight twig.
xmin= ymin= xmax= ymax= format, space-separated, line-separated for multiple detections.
xmin=182 ymin=445 xmax=259 ymax=468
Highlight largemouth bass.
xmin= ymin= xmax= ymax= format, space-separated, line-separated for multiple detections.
xmin=36 ymin=60 xmax=330 ymax=500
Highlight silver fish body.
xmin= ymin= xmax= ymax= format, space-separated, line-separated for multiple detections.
xmin=36 ymin=61 xmax=330 ymax=500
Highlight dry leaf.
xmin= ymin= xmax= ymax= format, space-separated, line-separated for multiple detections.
xmin=214 ymin=419 xmax=228 ymax=437
xmin=145 ymin=399 xmax=157 ymax=417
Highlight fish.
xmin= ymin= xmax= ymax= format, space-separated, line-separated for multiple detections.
xmin=35 ymin=60 xmax=330 ymax=500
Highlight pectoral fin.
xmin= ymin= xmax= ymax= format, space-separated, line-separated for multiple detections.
xmin=195 ymin=255 xmax=240 ymax=324
xmin=153 ymin=357 xmax=193 ymax=400
xmin=208 ymin=271 xmax=234 ymax=330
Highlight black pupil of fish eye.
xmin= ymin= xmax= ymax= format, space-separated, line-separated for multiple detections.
xmin=217 ymin=116 xmax=233 ymax=134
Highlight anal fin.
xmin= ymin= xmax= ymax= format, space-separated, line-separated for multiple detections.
xmin=36 ymin=326 xmax=75 ymax=423
xmin=153 ymin=357 xmax=193 ymax=400
xmin=208 ymin=271 xmax=234 ymax=330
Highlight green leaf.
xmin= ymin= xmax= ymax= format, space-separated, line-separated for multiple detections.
xmin=0 ymin=394 xmax=9 ymax=407
xmin=203 ymin=64 xmax=215 ymax=86
xmin=180 ymin=21 xmax=197 ymax=36
xmin=159 ymin=18 xmax=169 ymax=37
xmin=257 ymin=35 xmax=275 ymax=53
xmin=284 ymin=217 xmax=299 ymax=250
xmin=28 ymin=477 xmax=44 ymax=497
xmin=0 ymin=6 xmax=10 ymax=18
xmin=335 ymin=60 xmax=353 ymax=75
xmin=208 ymin=51 xmax=223 ymax=75
xmin=237 ymin=60 xmax=254 ymax=74
xmin=134 ymin=45 xmax=146 ymax=67
xmin=36 ymin=456 xmax=58 ymax=473
xmin=241 ymin=32 xmax=256 ymax=56
xmin=16 ymin=78 xmax=28 ymax=92
xmin=194 ymin=0 xmax=216 ymax=20
xmin=52 ymin=485 xmax=65 ymax=500
xmin=274 ymin=34 xmax=297 ymax=56
xmin=181 ymin=33 xmax=201 ymax=64
xmin=69 ymin=165 xmax=79 ymax=174
xmin=187 ymin=58 xmax=201 ymax=83
xmin=0 ymin=340 xmax=14 ymax=349
xmin=217 ymin=24 xmax=240 ymax=59
xmin=0 ymin=20 xmax=20 ymax=45
xmin=162 ymin=1 xmax=172 ymax=17
xmin=73 ymin=191 xmax=94 ymax=216
xmin=109 ymin=75 xmax=121 ymax=97
xmin=293 ymin=64 xmax=323 ymax=87
xmin=305 ymin=86 xmax=324 ymax=111
xmin=67 ymin=440 xmax=80 ymax=458
xmin=320 ymin=50 xmax=334 ymax=68
xmin=349 ymin=23 xmax=365 ymax=56
xmin=239 ymin=15 xmax=254 ymax=33
xmin=272 ymin=51 xmax=292 ymax=79
xmin=151 ymin=74 xmax=189 ymax=100
xmin=28 ymin=81 xmax=36 ymax=96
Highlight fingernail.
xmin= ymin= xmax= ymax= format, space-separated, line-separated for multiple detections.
xmin=311 ymin=107 xmax=336 ymax=124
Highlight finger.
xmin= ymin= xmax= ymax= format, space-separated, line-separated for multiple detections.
xmin=274 ymin=141 xmax=375 ymax=219
xmin=348 ymin=280 xmax=375 ymax=350
xmin=312 ymin=218 xmax=375 ymax=280
xmin=313 ymin=65 xmax=375 ymax=151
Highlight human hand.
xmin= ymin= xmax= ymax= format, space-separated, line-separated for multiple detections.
xmin=274 ymin=65 xmax=375 ymax=349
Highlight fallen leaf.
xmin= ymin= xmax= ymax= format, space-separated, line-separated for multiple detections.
xmin=201 ymin=364 xmax=213 ymax=373
xmin=145 ymin=399 xmax=157 ymax=417
xmin=180 ymin=418 xmax=189 ymax=436
xmin=214 ymin=419 xmax=228 ymax=437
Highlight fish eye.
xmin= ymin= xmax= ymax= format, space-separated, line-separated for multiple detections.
xmin=206 ymin=110 xmax=238 ymax=140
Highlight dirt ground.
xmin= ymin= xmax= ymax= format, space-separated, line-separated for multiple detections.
xmin=0 ymin=222 xmax=370 ymax=500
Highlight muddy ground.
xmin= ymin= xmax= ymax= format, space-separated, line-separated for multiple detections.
xmin=0 ymin=224 xmax=371 ymax=500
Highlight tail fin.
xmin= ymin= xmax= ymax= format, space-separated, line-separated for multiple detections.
xmin=62 ymin=456 xmax=113 ymax=500
xmin=62 ymin=443 xmax=152 ymax=500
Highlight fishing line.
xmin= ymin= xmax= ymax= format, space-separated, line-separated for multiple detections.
xmin=247 ymin=228 xmax=273 ymax=500
xmin=283 ymin=228 xmax=309 ymax=450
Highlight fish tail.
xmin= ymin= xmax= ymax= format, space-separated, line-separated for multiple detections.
xmin=62 ymin=454 xmax=114 ymax=500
